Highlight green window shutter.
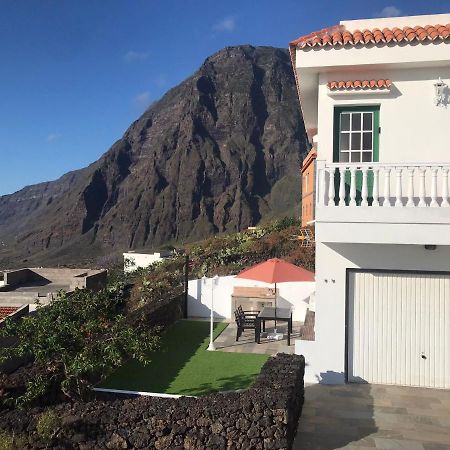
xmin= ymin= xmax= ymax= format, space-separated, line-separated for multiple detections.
xmin=333 ymin=105 xmax=380 ymax=205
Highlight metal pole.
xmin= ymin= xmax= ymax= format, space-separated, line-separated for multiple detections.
xmin=183 ymin=254 xmax=189 ymax=318
xmin=207 ymin=275 xmax=218 ymax=351
xmin=274 ymin=282 xmax=277 ymax=333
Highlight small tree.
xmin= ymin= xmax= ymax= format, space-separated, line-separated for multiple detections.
xmin=0 ymin=281 xmax=159 ymax=405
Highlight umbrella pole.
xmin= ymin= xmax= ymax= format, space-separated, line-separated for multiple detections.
xmin=274 ymin=282 xmax=277 ymax=332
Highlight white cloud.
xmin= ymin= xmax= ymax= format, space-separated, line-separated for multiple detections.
xmin=374 ymin=6 xmax=402 ymax=18
xmin=46 ymin=133 xmax=61 ymax=143
xmin=213 ymin=16 xmax=236 ymax=32
xmin=124 ymin=50 xmax=149 ymax=63
xmin=134 ymin=91 xmax=151 ymax=109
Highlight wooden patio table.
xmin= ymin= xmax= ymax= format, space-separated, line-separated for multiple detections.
xmin=256 ymin=307 xmax=293 ymax=346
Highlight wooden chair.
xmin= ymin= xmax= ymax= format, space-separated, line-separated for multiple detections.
xmin=234 ymin=308 xmax=258 ymax=342
xmin=237 ymin=305 xmax=259 ymax=318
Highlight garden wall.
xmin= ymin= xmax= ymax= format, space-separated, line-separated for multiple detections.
xmin=0 ymin=353 xmax=305 ymax=450
xmin=188 ymin=275 xmax=315 ymax=321
xmin=127 ymin=292 xmax=185 ymax=329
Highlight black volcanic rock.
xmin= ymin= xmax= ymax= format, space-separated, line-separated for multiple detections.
xmin=0 ymin=45 xmax=307 ymax=267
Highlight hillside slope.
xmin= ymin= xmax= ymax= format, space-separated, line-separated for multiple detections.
xmin=0 ymin=45 xmax=306 ymax=267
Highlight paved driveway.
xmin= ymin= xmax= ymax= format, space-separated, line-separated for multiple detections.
xmin=293 ymin=383 xmax=450 ymax=449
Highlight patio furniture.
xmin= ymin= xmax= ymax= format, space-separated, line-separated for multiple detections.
xmin=256 ymin=307 xmax=293 ymax=345
xmin=237 ymin=305 xmax=260 ymax=318
xmin=234 ymin=308 xmax=258 ymax=342
xmin=236 ymin=258 xmax=314 ymax=340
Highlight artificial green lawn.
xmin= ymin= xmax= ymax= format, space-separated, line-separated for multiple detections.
xmin=100 ymin=320 xmax=269 ymax=396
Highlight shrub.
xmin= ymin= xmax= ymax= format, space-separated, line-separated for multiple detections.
xmin=36 ymin=410 xmax=61 ymax=441
xmin=0 ymin=431 xmax=13 ymax=450
xmin=0 ymin=281 xmax=160 ymax=406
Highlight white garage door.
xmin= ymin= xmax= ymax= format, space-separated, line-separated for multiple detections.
xmin=348 ymin=271 xmax=450 ymax=389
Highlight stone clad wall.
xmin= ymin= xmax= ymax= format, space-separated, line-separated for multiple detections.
xmin=0 ymin=354 xmax=305 ymax=450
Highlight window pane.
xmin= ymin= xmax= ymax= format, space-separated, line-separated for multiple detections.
xmin=341 ymin=113 xmax=350 ymax=131
xmin=340 ymin=133 xmax=349 ymax=150
xmin=351 ymin=113 xmax=361 ymax=131
xmin=363 ymin=113 xmax=373 ymax=131
xmin=351 ymin=152 xmax=361 ymax=162
xmin=362 ymin=151 xmax=372 ymax=162
xmin=351 ymin=133 xmax=361 ymax=150
xmin=363 ymin=132 xmax=372 ymax=150
xmin=340 ymin=151 xmax=349 ymax=162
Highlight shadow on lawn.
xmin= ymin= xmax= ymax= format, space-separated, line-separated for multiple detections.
xmin=102 ymin=320 xmax=226 ymax=393
xmin=176 ymin=373 xmax=256 ymax=396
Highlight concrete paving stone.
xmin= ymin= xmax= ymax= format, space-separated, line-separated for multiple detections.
xmin=373 ymin=438 xmax=425 ymax=450
xmin=293 ymin=384 xmax=450 ymax=450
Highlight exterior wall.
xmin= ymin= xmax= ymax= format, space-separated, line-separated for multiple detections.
xmin=301 ymin=148 xmax=317 ymax=227
xmin=188 ymin=275 xmax=315 ymax=322
xmin=123 ymin=252 xmax=172 ymax=272
xmin=296 ymin=242 xmax=450 ymax=383
xmin=3 ymin=269 xmax=31 ymax=287
xmin=316 ymin=66 xmax=450 ymax=164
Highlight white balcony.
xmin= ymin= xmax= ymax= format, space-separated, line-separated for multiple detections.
xmin=315 ymin=161 xmax=450 ymax=245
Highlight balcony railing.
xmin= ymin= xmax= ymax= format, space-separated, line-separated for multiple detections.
xmin=317 ymin=162 xmax=450 ymax=208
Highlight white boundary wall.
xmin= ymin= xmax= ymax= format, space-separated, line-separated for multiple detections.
xmin=188 ymin=275 xmax=315 ymax=322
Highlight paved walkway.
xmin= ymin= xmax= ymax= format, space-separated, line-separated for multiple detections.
xmin=293 ymin=383 xmax=450 ymax=449
xmin=214 ymin=322 xmax=300 ymax=355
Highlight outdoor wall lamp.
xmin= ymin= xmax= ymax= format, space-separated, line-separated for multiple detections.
xmin=434 ymin=77 xmax=447 ymax=106
xmin=425 ymin=244 xmax=437 ymax=251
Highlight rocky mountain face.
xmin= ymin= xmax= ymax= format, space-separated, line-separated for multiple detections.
xmin=0 ymin=45 xmax=307 ymax=267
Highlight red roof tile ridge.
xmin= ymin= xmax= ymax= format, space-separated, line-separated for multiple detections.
xmin=327 ymin=78 xmax=392 ymax=91
xmin=290 ymin=22 xmax=450 ymax=50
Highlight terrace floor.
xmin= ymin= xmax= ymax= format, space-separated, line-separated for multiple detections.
xmin=214 ymin=321 xmax=301 ymax=355
xmin=293 ymin=383 xmax=450 ymax=449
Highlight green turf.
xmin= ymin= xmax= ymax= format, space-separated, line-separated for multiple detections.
xmin=100 ymin=320 xmax=269 ymax=396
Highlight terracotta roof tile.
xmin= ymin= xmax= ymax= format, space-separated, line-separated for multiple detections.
xmin=327 ymin=79 xmax=392 ymax=91
xmin=290 ymin=23 xmax=450 ymax=49
xmin=0 ymin=306 xmax=19 ymax=321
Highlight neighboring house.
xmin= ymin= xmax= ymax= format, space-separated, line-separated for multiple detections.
xmin=0 ymin=268 xmax=107 ymax=309
xmin=123 ymin=251 xmax=173 ymax=272
xmin=290 ymin=14 xmax=450 ymax=388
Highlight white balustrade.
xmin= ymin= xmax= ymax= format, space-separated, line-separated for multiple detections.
xmin=349 ymin=168 xmax=357 ymax=206
xmin=372 ymin=169 xmax=380 ymax=207
xmin=327 ymin=167 xmax=335 ymax=206
xmin=338 ymin=167 xmax=346 ymax=206
xmin=318 ymin=163 xmax=450 ymax=209
xmin=383 ymin=168 xmax=392 ymax=207
xmin=442 ymin=169 xmax=449 ymax=207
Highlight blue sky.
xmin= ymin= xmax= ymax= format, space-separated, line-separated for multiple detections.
xmin=1 ymin=0 xmax=448 ymax=195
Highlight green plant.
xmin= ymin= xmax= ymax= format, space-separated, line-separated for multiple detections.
xmin=36 ymin=410 xmax=61 ymax=441
xmin=0 ymin=282 xmax=160 ymax=405
xmin=0 ymin=431 xmax=13 ymax=450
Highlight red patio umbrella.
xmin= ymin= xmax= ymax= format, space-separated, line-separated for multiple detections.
xmin=236 ymin=258 xmax=315 ymax=331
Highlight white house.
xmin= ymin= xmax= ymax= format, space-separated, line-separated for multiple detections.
xmin=290 ymin=14 xmax=450 ymax=388
xmin=123 ymin=250 xmax=173 ymax=272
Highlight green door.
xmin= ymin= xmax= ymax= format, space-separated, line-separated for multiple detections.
xmin=333 ymin=106 xmax=380 ymax=205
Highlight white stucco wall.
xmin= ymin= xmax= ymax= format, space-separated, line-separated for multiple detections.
xmin=297 ymin=242 xmax=450 ymax=384
xmin=123 ymin=252 xmax=172 ymax=272
xmin=316 ymin=66 xmax=450 ymax=164
xmin=188 ymin=275 xmax=315 ymax=322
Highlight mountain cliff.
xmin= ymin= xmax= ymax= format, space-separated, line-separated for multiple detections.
xmin=0 ymin=45 xmax=307 ymax=267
